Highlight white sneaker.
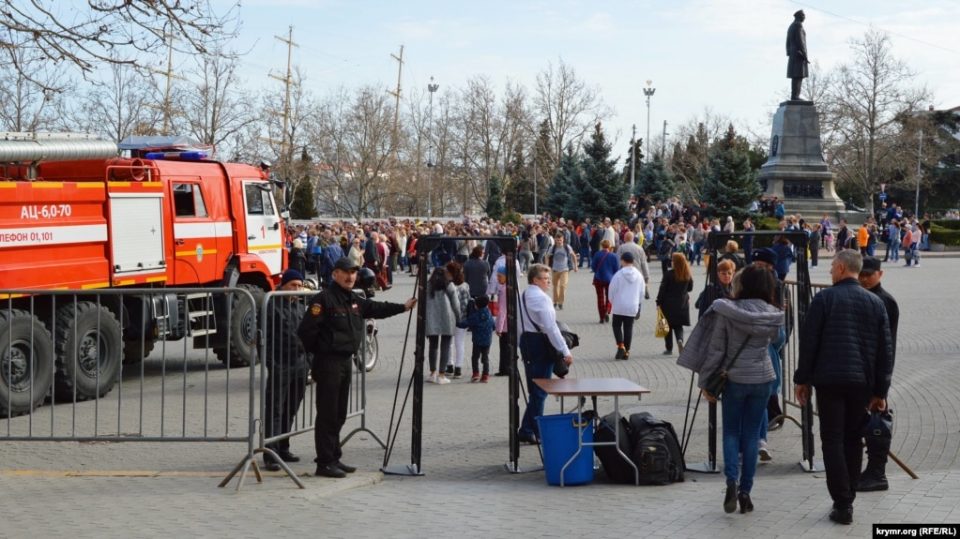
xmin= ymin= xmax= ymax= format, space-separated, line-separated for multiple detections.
xmin=426 ymin=373 xmax=438 ymax=384
xmin=437 ymin=375 xmax=451 ymax=385
xmin=758 ymin=441 xmax=772 ymax=462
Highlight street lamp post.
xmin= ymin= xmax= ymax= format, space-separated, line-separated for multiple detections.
xmin=427 ymin=77 xmax=439 ymax=218
xmin=629 ymin=124 xmax=636 ymax=194
xmin=915 ymin=128 xmax=923 ymax=219
xmin=643 ymin=80 xmax=656 ymax=164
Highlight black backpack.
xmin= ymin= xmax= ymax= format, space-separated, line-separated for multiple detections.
xmin=628 ymin=412 xmax=685 ymax=485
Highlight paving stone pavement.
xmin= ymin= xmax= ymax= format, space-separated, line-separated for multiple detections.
xmin=2 ymin=255 xmax=959 ymax=538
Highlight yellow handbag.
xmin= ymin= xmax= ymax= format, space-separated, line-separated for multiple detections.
xmin=655 ymin=307 xmax=670 ymax=338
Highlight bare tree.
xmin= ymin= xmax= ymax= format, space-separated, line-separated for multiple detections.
xmin=458 ymin=76 xmax=505 ymax=207
xmin=452 ymin=77 xmax=532 ymax=211
xmin=668 ymin=110 xmax=733 ymax=201
xmin=822 ymin=30 xmax=931 ymax=212
xmin=261 ymin=66 xmax=313 ymax=184
xmin=533 ymin=59 xmax=607 ymax=177
xmin=499 ymin=81 xmax=532 ymax=195
xmin=0 ymin=44 xmax=66 ymax=131
xmin=181 ymin=49 xmax=255 ymax=150
xmin=310 ymin=86 xmax=395 ymax=221
xmin=64 ymin=62 xmax=157 ymax=142
xmin=0 ymin=1 xmax=238 ymax=92
xmin=432 ymin=91 xmax=463 ymax=215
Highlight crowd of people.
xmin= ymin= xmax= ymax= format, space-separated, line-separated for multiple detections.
xmin=275 ymin=194 xmax=903 ymax=526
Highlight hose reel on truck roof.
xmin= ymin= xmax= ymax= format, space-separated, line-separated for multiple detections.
xmin=0 ymin=133 xmax=118 ymax=179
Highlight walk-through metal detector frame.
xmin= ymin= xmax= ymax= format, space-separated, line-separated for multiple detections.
xmin=381 ymin=235 xmax=525 ymax=476
xmin=681 ymin=230 xmax=817 ymax=474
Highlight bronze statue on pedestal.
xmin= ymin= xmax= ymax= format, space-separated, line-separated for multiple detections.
xmin=787 ymin=10 xmax=809 ymax=101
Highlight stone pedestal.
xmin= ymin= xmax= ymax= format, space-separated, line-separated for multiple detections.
xmin=759 ymin=101 xmax=845 ymax=216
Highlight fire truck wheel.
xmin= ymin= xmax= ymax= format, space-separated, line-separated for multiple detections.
xmin=53 ymin=302 xmax=123 ymax=401
xmin=122 ymin=338 xmax=156 ymax=364
xmin=215 ymin=284 xmax=264 ymax=368
xmin=0 ymin=310 xmax=55 ymax=418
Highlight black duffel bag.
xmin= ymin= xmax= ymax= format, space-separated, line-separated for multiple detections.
xmin=594 ymin=412 xmax=636 ymax=484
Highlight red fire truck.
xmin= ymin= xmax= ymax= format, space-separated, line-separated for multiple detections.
xmin=0 ymin=133 xmax=286 ymax=416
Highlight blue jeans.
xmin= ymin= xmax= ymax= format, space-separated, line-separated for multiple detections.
xmin=759 ymin=326 xmax=786 ymax=443
xmin=722 ymin=381 xmax=773 ymax=493
xmin=519 ymin=332 xmax=554 ymax=437
xmin=886 ymin=240 xmax=900 ymax=261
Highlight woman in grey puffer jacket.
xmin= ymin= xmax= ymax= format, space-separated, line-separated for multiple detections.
xmin=425 ymin=266 xmax=461 ymax=384
xmin=678 ymin=265 xmax=783 ymax=516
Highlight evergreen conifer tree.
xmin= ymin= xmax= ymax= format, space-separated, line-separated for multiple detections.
xmin=534 ymin=120 xmax=555 ymax=184
xmin=290 ymin=177 xmax=317 ymax=219
xmin=485 ymin=174 xmax=505 ymax=220
xmin=579 ymin=122 xmax=626 ymax=219
xmin=544 ymin=144 xmax=581 ymax=219
xmin=701 ymin=124 xmax=761 ymax=210
xmin=290 ymin=148 xmax=317 ymax=219
xmin=634 ymin=157 xmax=676 ymax=203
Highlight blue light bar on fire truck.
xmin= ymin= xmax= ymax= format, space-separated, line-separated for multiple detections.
xmin=143 ymin=150 xmax=208 ymax=160
xmin=118 ymin=135 xmax=213 ymax=160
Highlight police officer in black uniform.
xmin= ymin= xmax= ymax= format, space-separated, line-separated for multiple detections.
xmin=263 ymin=268 xmax=308 ymax=471
xmin=856 ymin=256 xmax=899 ymax=492
xmin=298 ymin=257 xmax=416 ymax=478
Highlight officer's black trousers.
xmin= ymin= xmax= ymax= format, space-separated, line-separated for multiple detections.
xmin=264 ymin=368 xmax=307 ymax=454
xmin=313 ymin=356 xmax=352 ymax=466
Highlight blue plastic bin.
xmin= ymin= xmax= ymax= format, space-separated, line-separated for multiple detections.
xmin=536 ymin=413 xmax=594 ymax=486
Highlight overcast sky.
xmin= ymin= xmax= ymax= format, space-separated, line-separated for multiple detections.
xmin=217 ymin=0 xmax=959 ymax=153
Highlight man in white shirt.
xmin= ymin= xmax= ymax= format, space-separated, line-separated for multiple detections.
xmin=517 ymin=264 xmax=574 ymax=444
xmin=602 ymin=218 xmax=618 ymax=248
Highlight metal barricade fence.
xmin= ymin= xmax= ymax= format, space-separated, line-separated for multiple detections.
xmin=779 ymin=280 xmax=829 ymax=413
xmin=222 ymin=289 xmax=382 ymax=490
xmin=0 ymin=288 xmax=258 ymax=478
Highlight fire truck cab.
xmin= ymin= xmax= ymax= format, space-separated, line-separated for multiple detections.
xmin=0 ymin=133 xmax=286 ymax=416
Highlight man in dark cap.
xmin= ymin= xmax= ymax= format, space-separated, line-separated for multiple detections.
xmin=751 ymin=248 xmax=777 ymax=268
xmin=856 ymin=256 xmax=899 ymax=492
xmin=263 ymin=268 xmax=307 ymax=471
xmin=787 ymin=10 xmax=809 ymax=100
xmin=298 ymin=258 xmax=416 ymax=478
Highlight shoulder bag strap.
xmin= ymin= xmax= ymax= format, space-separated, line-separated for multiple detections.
xmin=721 ymin=336 xmax=752 ymax=372
xmin=599 ymin=251 xmax=610 ymax=267
xmin=520 ymin=290 xmax=545 ymax=335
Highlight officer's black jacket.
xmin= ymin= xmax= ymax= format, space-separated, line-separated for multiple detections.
xmin=266 ymin=298 xmax=308 ymax=373
xmin=297 ymin=283 xmax=406 ymax=358
xmin=869 ymin=283 xmax=899 ymax=364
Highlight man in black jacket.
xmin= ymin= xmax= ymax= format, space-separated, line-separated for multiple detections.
xmin=795 ymin=249 xmax=893 ymax=525
xmin=263 ymin=269 xmax=309 ymax=471
xmin=298 ymin=258 xmax=416 ymax=478
xmin=856 ymin=256 xmax=899 ymax=492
